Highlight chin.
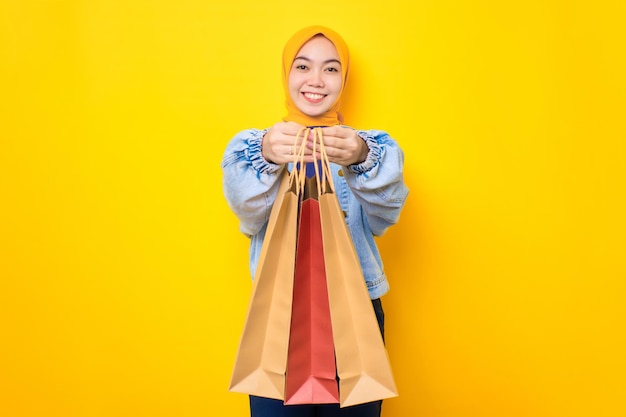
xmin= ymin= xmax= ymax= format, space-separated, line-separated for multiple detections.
xmin=300 ymin=107 xmax=328 ymax=118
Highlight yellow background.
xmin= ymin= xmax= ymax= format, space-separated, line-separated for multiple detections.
xmin=1 ymin=1 xmax=625 ymax=416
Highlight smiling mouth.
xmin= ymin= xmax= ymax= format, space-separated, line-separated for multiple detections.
xmin=302 ymin=92 xmax=326 ymax=102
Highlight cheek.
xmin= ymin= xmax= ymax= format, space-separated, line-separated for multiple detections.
xmin=330 ymin=78 xmax=343 ymax=95
xmin=287 ymin=83 xmax=297 ymax=100
xmin=288 ymin=69 xmax=303 ymax=85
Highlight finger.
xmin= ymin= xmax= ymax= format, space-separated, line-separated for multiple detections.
xmin=272 ymin=122 xmax=302 ymax=138
xmin=320 ymin=126 xmax=347 ymax=139
xmin=285 ymin=121 xmax=305 ymax=129
xmin=286 ymin=121 xmax=309 ymax=135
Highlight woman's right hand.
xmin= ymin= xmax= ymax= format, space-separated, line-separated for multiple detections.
xmin=261 ymin=121 xmax=309 ymax=165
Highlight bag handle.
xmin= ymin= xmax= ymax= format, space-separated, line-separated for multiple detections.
xmin=312 ymin=128 xmax=336 ymax=195
xmin=290 ymin=127 xmax=311 ymax=194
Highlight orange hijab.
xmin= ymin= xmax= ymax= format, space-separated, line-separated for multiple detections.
xmin=282 ymin=26 xmax=350 ymax=127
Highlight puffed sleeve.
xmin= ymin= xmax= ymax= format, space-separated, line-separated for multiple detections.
xmin=221 ymin=128 xmax=285 ymax=237
xmin=342 ymin=129 xmax=409 ymax=236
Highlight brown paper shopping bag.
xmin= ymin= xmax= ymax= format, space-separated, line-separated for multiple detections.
xmin=313 ymin=129 xmax=399 ymax=407
xmin=229 ymin=131 xmax=308 ymax=400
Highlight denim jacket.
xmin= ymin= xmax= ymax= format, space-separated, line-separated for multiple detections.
xmin=221 ymin=127 xmax=408 ymax=299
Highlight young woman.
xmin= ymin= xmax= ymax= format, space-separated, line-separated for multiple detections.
xmin=222 ymin=25 xmax=409 ymax=417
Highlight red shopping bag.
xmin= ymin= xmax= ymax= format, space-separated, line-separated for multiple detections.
xmin=284 ymin=174 xmax=340 ymax=405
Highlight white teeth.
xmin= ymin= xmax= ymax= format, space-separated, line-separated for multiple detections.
xmin=304 ymin=93 xmax=324 ymax=100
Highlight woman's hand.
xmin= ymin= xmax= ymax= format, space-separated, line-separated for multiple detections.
xmin=261 ymin=121 xmax=311 ymax=165
xmin=262 ymin=123 xmax=369 ymax=166
xmin=309 ymin=126 xmax=369 ymax=166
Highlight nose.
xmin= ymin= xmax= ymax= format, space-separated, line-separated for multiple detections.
xmin=307 ymin=69 xmax=324 ymax=87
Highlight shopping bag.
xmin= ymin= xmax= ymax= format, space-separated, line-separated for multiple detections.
xmin=284 ymin=174 xmax=340 ymax=405
xmin=313 ymin=128 xmax=399 ymax=407
xmin=229 ymin=131 xmax=307 ymax=400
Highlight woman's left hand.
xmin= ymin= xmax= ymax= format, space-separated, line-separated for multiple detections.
xmin=307 ymin=126 xmax=369 ymax=166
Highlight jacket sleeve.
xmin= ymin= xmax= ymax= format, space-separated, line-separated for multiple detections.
xmin=342 ymin=129 xmax=409 ymax=236
xmin=221 ymin=128 xmax=285 ymax=237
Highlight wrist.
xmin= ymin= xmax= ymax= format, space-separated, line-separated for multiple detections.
xmin=355 ymin=135 xmax=370 ymax=165
xmin=260 ymin=131 xmax=277 ymax=165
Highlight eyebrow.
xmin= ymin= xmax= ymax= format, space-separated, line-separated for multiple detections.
xmin=293 ymin=56 xmax=342 ymax=66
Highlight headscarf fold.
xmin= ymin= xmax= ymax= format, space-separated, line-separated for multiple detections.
xmin=282 ymin=26 xmax=350 ymax=127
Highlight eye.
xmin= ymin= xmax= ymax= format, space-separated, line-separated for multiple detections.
xmin=294 ymin=63 xmax=308 ymax=71
xmin=325 ymin=66 xmax=339 ymax=73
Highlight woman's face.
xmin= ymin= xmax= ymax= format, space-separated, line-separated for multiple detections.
xmin=288 ymin=35 xmax=342 ymax=118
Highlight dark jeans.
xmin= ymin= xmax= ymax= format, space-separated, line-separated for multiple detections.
xmin=249 ymin=299 xmax=385 ymax=417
